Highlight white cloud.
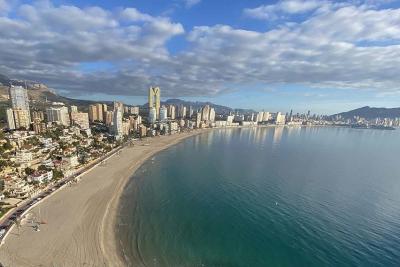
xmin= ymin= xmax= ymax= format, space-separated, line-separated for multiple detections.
xmin=0 ymin=1 xmax=400 ymax=99
xmin=244 ymin=0 xmax=326 ymax=20
xmin=184 ymin=0 xmax=201 ymax=9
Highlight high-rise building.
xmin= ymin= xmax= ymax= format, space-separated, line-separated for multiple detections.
xmin=112 ymin=107 xmax=123 ymax=139
xmin=168 ymin=105 xmax=175 ymax=120
xmin=209 ymin=108 xmax=216 ymax=122
xmin=70 ymin=105 xmax=78 ymax=113
xmin=188 ymin=106 xmax=194 ymax=118
xmin=148 ymin=107 xmax=157 ymax=123
xmin=148 ymin=86 xmax=160 ymax=119
xmin=136 ymin=115 xmax=142 ymax=125
xmin=105 ymin=111 xmax=114 ymax=126
xmin=160 ymin=106 xmax=168 ymax=121
xmin=32 ymin=111 xmax=44 ymax=121
xmin=12 ymin=109 xmax=31 ymax=129
xmin=113 ymin=101 xmax=124 ymax=112
xmin=196 ymin=112 xmax=202 ymax=128
xmin=178 ymin=105 xmax=186 ymax=119
xmin=89 ymin=105 xmax=98 ymax=122
xmin=8 ymin=85 xmax=31 ymax=126
xmin=6 ymin=108 xmax=15 ymax=130
xmin=9 ymin=85 xmax=30 ymax=114
xmin=102 ymin=104 xmax=108 ymax=119
xmin=46 ymin=107 xmax=70 ymax=126
xmin=201 ymin=105 xmax=210 ymax=121
xmin=71 ymin=112 xmax=90 ymax=129
xmin=262 ymin=112 xmax=271 ymax=122
xmin=275 ymin=112 xmax=286 ymax=125
xmin=96 ymin=103 xmax=104 ymax=122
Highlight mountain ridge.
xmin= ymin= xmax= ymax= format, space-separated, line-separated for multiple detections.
xmin=333 ymin=106 xmax=400 ymax=120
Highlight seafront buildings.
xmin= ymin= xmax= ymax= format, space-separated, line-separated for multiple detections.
xmin=1 ymin=83 xmax=399 ymax=231
xmin=148 ymin=87 xmax=161 ymax=119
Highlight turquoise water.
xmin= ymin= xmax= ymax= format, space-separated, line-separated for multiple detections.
xmin=117 ymin=127 xmax=400 ymax=267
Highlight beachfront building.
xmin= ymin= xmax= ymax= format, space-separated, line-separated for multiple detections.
xmin=112 ymin=107 xmax=123 ymax=139
xmin=168 ymin=105 xmax=176 ymax=120
xmin=209 ymin=108 xmax=216 ymax=122
xmin=275 ymin=112 xmax=286 ymax=125
xmin=201 ymin=105 xmax=210 ymax=121
xmin=160 ymin=106 xmax=168 ymax=121
xmin=148 ymin=86 xmax=160 ymax=119
xmin=27 ymin=171 xmax=53 ymax=184
xmin=178 ymin=105 xmax=186 ymax=119
xmin=149 ymin=107 xmax=157 ymax=123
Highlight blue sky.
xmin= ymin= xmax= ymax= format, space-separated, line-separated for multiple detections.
xmin=1 ymin=0 xmax=400 ymax=114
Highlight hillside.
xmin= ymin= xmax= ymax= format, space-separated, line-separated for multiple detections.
xmin=333 ymin=106 xmax=400 ymax=119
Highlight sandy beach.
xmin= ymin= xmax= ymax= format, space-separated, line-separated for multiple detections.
xmin=0 ymin=130 xmax=207 ymax=267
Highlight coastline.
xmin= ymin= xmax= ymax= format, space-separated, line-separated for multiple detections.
xmin=0 ymin=129 xmax=210 ymax=267
xmin=104 ymin=129 xmax=212 ymax=266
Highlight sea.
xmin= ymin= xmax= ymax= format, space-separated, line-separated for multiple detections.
xmin=117 ymin=126 xmax=400 ymax=267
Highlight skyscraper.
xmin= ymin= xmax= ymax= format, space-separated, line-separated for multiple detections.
xmin=96 ymin=103 xmax=104 ymax=122
xmin=148 ymin=86 xmax=160 ymax=119
xmin=113 ymin=101 xmax=124 ymax=112
xmin=9 ymin=85 xmax=30 ymax=112
xmin=89 ymin=105 xmax=98 ymax=122
xmin=209 ymin=108 xmax=216 ymax=122
xmin=168 ymin=105 xmax=175 ymax=120
xmin=160 ymin=106 xmax=168 ymax=121
xmin=178 ymin=105 xmax=186 ymax=119
xmin=149 ymin=107 xmax=157 ymax=123
xmin=12 ymin=109 xmax=31 ymax=129
xmin=9 ymin=85 xmax=31 ymax=125
xmin=188 ymin=106 xmax=194 ymax=118
xmin=112 ymin=106 xmax=123 ymax=139
xmin=201 ymin=105 xmax=210 ymax=121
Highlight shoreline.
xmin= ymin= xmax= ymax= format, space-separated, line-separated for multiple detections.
xmin=103 ymin=129 xmax=212 ymax=266
xmin=0 ymin=129 xmax=210 ymax=267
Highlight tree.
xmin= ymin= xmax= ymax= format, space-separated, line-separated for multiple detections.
xmin=3 ymin=142 xmax=12 ymax=150
xmin=38 ymin=165 xmax=50 ymax=172
xmin=53 ymin=169 xmax=64 ymax=180
xmin=25 ymin=167 xmax=34 ymax=175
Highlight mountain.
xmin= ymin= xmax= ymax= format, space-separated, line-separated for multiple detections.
xmin=0 ymin=73 xmax=10 ymax=85
xmin=333 ymin=106 xmax=400 ymax=119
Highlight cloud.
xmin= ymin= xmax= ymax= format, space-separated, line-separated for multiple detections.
xmin=184 ymin=0 xmax=202 ymax=9
xmin=0 ymin=0 xmax=399 ymax=99
xmin=244 ymin=0 xmax=326 ymax=20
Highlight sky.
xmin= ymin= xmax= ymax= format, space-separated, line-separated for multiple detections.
xmin=0 ymin=0 xmax=400 ymax=114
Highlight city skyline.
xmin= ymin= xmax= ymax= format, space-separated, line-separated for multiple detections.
xmin=0 ymin=0 xmax=400 ymax=113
